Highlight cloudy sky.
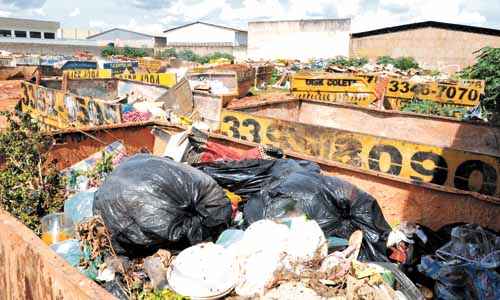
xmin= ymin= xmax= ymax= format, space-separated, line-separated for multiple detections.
xmin=0 ymin=0 xmax=499 ymax=35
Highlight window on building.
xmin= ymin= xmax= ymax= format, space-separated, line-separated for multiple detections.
xmin=15 ymin=31 xmax=27 ymax=38
xmin=0 ymin=30 xmax=12 ymax=37
xmin=30 ymin=31 xmax=41 ymax=38
xmin=44 ymin=32 xmax=55 ymax=39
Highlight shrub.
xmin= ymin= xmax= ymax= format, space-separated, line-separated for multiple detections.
xmin=460 ymin=47 xmax=500 ymax=121
xmin=329 ymin=56 xmax=368 ymax=67
xmin=393 ymin=56 xmax=419 ymax=71
xmin=158 ymin=47 xmax=178 ymax=58
xmin=0 ymin=112 xmax=65 ymax=234
xmin=376 ymin=56 xmax=420 ymax=70
xmin=377 ymin=56 xmax=396 ymax=65
xmin=122 ymin=46 xmax=147 ymax=58
xmin=101 ymin=45 xmax=147 ymax=58
xmin=101 ymin=45 xmax=119 ymax=57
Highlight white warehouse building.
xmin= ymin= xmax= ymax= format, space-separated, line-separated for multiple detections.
xmin=248 ymin=18 xmax=351 ymax=61
xmin=163 ymin=21 xmax=247 ymax=46
xmin=162 ymin=21 xmax=247 ymax=60
xmin=87 ymin=28 xmax=166 ymax=48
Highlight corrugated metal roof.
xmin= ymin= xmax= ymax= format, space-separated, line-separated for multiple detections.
xmin=248 ymin=18 xmax=351 ymax=24
xmin=351 ymin=21 xmax=500 ymax=38
xmin=87 ymin=28 xmax=156 ymax=40
xmin=163 ymin=21 xmax=247 ymax=33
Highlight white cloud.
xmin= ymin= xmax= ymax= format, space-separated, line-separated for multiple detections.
xmin=0 ymin=9 xmax=11 ymax=17
xmin=89 ymin=20 xmax=108 ymax=29
xmin=33 ymin=7 xmax=45 ymax=16
xmin=165 ymin=0 xmax=227 ymax=21
xmin=69 ymin=8 xmax=80 ymax=17
xmin=351 ymin=0 xmax=490 ymax=32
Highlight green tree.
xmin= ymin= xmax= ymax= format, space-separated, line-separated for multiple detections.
xmin=0 ymin=112 xmax=65 ymax=233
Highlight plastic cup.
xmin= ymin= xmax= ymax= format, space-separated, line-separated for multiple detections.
xmin=40 ymin=213 xmax=74 ymax=245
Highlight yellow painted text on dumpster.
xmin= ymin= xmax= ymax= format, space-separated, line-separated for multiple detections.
xmin=384 ymin=79 xmax=484 ymax=107
xmin=115 ymin=72 xmax=177 ymax=88
xmin=220 ymin=109 xmax=500 ymax=197
xmin=63 ymin=70 xmax=177 ymax=88
xmin=21 ymin=82 xmax=121 ymax=129
xmin=291 ymin=73 xmax=378 ymax=106
xmin=64 ymin=69 xmax=112 ymax=80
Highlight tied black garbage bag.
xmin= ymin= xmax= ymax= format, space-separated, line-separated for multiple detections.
xmin=196 ymin=159 xmax=391 ymax=261
xmin=93 ymin=154 xmax=232 ymax=256
xmin=418 ymin=224 xmax=500 ymax=300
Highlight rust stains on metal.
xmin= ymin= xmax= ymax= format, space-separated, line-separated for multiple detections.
xmin=0 ymin=80 xmax=22 ymax=129
xmin=226 ymin=92 xmax=295 ymax=110
xmin=50 ymin=124 xmax=155 ymax=170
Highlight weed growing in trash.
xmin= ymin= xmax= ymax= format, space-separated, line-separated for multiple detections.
xmin=137 ymin=289 xmax=189 ymax=300
xmin=76 ymin=216 xmax=187 ymax=300
xmin=459 ymin=47 xmax=500 ymax=123
xmin=377 ymin=56 xmax=420 ymax=71
xmin=156 ymin=47 xmax=235 ymax=64
xmin=328 ymin=56 xmax=369 ymax=68
xmin=0 ymin=112 xmax=65 ymax=234
xmin=66 ymin=151 xmax=115 ymax=190
xmin=102 ymin=45 xmax=147 ymax=58
xmin=400 ymin=99 xmax=468 ymax=118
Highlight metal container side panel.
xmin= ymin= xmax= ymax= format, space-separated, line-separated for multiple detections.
xmin=0 ymin=80 xmax=22 ymax=129
xmin=50 ymin=124 xmax=155 ymax=170
xmin=0 ymin=209 xmax=115 ymax=300
xmin=0 ymin=66 xmax=38 ymax=80
xmin=239 ymin=101 xmax=301 ymax=122
xmin=296 ymin=101 xmax=500 ymax=157
xmin=206 ymin=134 xmax=500 ymax=231
xmin=193 ymin=93 xmax=224 ymax=131
xmin=219 ymin=109 xmax=500 ymax=199
xmin=237 ymin=99 xmax=500 ymax=157
xmin=67 ymin=79 xmax=118 ymax=100
xmin=116 ymin=80 xmax=169 ymax=103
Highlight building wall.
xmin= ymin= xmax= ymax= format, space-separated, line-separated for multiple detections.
xmin=248 ymin=19 xmax=351 ymax=61
xmin=350 ymin=27 xmax=500 ymax=72
xmin=164 ymin=23 xmax=238 ymax=45
xmin=235 ymin=31 xmax=248 ymax=46
xmin=59 ymin=28 xmax=100 ymax=40
xmin=87 ymin=30 xmax=155 ymax=48
xmin=0 ymin=40 xmax=102 ymax=56
xmin=0 ymin=17 xmax=59 ymax=40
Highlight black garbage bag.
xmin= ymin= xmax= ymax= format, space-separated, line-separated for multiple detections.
xmin=93 ymin=154 xmax=232 ymax=256
xmin=195 ymin=159 xmax=320 ymax=201
xmin=196 ymin=159 xmax=391 ymax=261
xmin=418 ymin=224 xmax=500 ymax=300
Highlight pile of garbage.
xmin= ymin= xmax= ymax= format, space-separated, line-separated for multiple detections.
xmin=41 ymin=138 xmax=499 ymax=300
